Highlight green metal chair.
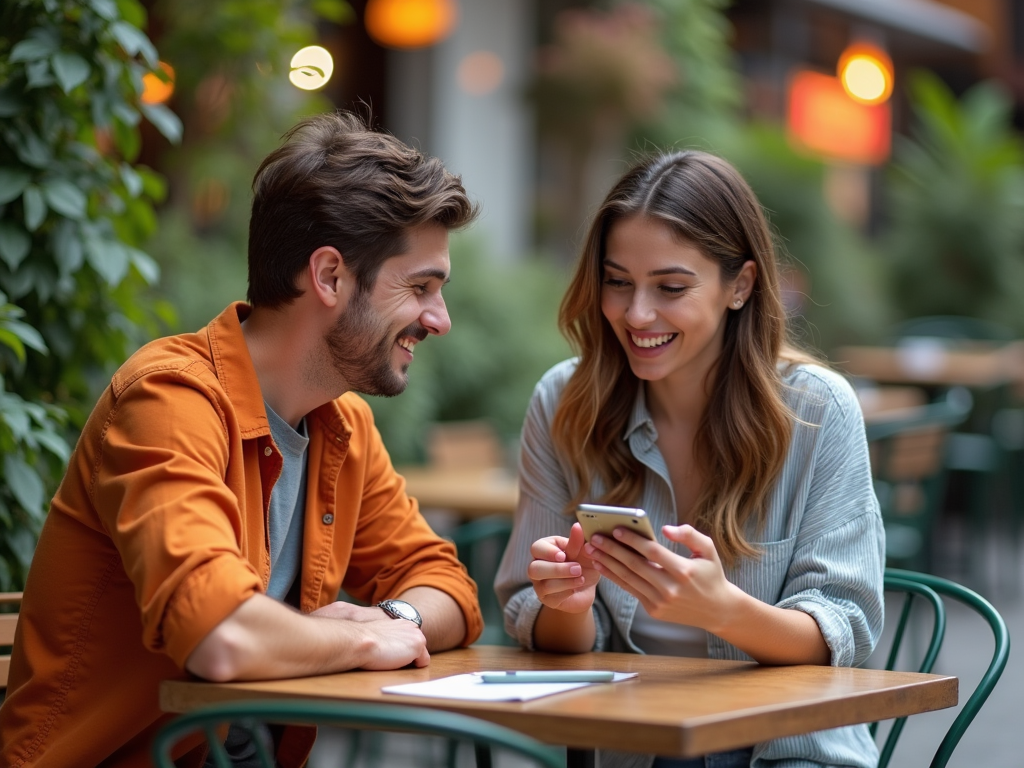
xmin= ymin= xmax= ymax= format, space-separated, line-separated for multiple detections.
xmin=865 ymin=388 xmax=972 ymax=570
xmin=874 ymin=568 xmax=1010 ymax=768
xmin=151 ymin=699 xmax=564 ymax=768
xmin=448 ymin=515 xmax=517 ymax=646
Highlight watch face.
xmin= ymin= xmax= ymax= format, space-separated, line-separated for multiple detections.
xmin=381 ymin=599 xmax=422 ymax=626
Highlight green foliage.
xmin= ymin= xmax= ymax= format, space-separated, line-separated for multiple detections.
xmin=365 ymin=234 xmax=571 ymax=465
xmin=633 ymin=0 xmax=743 ymax=146
xmin=0 ymin=0 xmax=179 ymax=587
xmin=882 ymin=71 xmax=1024 ymax=330
xmin=723 ymin=125 xmax=892 ymax=352
xmin=144 ymin=0 xmax=344 ymax=332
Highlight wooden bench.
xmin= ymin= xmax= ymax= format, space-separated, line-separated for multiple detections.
xmin=0 ymin=592 xmax=22 ymax=689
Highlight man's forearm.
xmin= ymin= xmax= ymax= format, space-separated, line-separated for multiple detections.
xmin=185 ymin=593 xmax=428 ymax=681
xmin=399 ymin=585 xmax=467 ymax=650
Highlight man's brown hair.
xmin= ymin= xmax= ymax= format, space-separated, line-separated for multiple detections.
xmin=247 ymin=111 xmax=478 ymax=308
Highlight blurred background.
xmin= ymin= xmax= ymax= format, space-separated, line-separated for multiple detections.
xmin=2 ymin=1 xmax=1024 ymax=765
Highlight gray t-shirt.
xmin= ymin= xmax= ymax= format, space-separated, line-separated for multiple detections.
xmin=264 ymin=402 xmax=309 ymax=602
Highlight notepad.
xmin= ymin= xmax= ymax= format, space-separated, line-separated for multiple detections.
xmin=381 ymin=671 xmax=638 ymax=702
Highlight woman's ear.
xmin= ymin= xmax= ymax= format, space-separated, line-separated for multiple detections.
xmin=733 ymin=259 xmax=757 ymax=305
xmin=307 ymin=246 xmax=354 ymax=309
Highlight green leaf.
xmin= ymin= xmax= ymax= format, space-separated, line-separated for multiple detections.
xmin=0 ymin=169 xmax=32 ymax=205
xmin=23 ymin=186 xmax=46 ymax=232
xmin=50 ymin=52 xmax=91 ymax=94
xmin=128 ymin=247 xmax=159 ymax=284
xmin=110 ymin=21 xmax=158 ymax=67
xmin=3 ymin=454 xmax=44 ymax=516
xmin=13 ymin=129 xmax=52 ymax=168
xmin=5 ymin=320 xmax=47 ymax=355
xmin=42 ymin=180 xmax=87 ymax=219
xmin=0 ymin=329 xmax=26 ymax=363
xmin=25 ymin=59 xmax=55 ymax=90
xmin=139 ymin=103 xmax=183 ymax=144
xmin=51 ymin=220 xmax=84 ymax=276
xmin=89 ymin=0 xmax=119 ymax=20
xmin=9 ymin=28 xmax=61 ymax=63
xmin=0 ymin=223 xmax=32 ymax=270
xmin=33 ymin=428 xmax=70 ymax=463
xmin=119 ymin=164 xmax=142 ymax=197
xmin=85 ymin=237 xmax=130 ymax=285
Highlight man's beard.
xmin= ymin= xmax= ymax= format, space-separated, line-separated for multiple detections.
xmin=324 ymin=290 xmax=426 ymax=397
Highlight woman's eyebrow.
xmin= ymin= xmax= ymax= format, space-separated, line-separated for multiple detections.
xmin=603 ymin=259 xmax=696 ymax=277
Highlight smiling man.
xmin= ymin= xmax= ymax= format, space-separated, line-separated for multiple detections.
xmin=0 ymin=112 xmax=483 ymax=768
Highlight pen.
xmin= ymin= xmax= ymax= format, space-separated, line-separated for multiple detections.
xmin=478 ymin=670 xmax=615 ymax=684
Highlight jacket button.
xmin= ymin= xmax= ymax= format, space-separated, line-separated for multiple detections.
xmin=322 ymin=513 xmax=334 ymax=525
xmin=264 ymin=446 xmax=273 ymax=456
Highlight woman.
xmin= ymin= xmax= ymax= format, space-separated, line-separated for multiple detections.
xmin=495 ymin=151 xmax=884 ymax=768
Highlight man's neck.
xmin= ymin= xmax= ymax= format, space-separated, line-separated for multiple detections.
xmin=241 ymin=305 xmax=346 ymax=428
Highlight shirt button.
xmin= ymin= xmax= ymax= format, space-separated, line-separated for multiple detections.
xmin=264 ymin=446 xmax=273 ymax=456
xmin=322 ymin=513 xmax=334 ymax=525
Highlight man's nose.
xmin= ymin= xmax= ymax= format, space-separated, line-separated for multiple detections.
xmin=422 ymin=295 xmax=451 ymax=336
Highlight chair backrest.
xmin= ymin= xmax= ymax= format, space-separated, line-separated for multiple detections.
xmin=865 ymin=390 xmax=972 ymax=569
xmin=448 ymin=515 xmax=516 ymax=646
xmin=876 ymin=568 xmax=1010 ymax=768
xmin=427 ymin=420 xmax=505 ymax=470
xmin=151 ymin=700 xmax=564 ymax=768
xmin=0 ymin=592 xmax=22 ymax=690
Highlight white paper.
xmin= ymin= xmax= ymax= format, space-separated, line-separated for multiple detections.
xmin=381 ymin=671 xmax=637 ymax=702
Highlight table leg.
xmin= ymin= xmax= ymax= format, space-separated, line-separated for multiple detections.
xmin=567 ymin=747 xmax=597 ymax=768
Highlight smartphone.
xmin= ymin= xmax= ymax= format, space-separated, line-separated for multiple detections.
xmin=478 ymin=670 xmax=615 ymax=684
xmin=576 ymin=503 xmax=657 ymax=543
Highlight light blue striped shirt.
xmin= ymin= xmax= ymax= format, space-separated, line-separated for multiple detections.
xmin=495 ymin=358 xmax=885 ymax=768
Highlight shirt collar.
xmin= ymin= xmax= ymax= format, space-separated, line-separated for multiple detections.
xmin=623 ymin=381 xmax=656 ymax=441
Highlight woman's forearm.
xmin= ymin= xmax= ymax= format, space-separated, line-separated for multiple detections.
xmin=713 ymin=585 xmax=830 ymax=665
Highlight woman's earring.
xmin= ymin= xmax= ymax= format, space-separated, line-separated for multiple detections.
xmin=733 ymin=299 xmax=743 ymax=309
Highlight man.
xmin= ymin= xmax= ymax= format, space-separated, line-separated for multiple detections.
xmin=0 ymin=112 xmax=483 ymax=767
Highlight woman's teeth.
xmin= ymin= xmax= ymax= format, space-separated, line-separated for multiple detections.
xmin=630 ymin=333 xmax=676 ymax=349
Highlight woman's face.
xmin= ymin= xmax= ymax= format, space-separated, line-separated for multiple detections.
xmin=600 ymin=215 xmax=755 ymax=389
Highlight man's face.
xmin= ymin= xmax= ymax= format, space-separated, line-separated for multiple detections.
xmin=324 ymin=224 xmax=452 ymax=397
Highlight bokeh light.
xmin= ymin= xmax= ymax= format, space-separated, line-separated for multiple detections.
xmin=838 ymin=43 xmax=893 ymax=105
xmin=457 ymin=51 xmax=504 ymax=96
xmin=289 ymin=46 xmax=334 ymax=91
xmin=365 ymin=0 xmax=458 ymax=49
xmin=141 ymin=62 xmax=175 ymax=105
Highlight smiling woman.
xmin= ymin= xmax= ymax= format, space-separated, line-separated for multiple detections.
xmin=496 ymin=150 xmax=885 ymax=768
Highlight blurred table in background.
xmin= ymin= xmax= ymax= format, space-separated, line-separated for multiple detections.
xmin=399 ymin=466 xmax=518 ymax=520
xmin=835 ymin=340 xmax=1024 ymax=392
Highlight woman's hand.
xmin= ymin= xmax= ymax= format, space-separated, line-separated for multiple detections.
xmin=584 ymin=523 xmax=742 ymax=633
xmin=528 ymin=522 xmax=602 ymax=615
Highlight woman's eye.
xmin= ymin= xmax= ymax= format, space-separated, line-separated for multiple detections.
xmin=603 ymin=277 xmax=629 ymax=288
xmin=661 ymin=285 xmax=686 ymax=295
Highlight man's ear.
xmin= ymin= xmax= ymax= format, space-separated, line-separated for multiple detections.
xmin=307 ymin=246 xmax=354 ymax=309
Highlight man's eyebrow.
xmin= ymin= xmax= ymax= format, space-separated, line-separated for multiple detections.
xmin=409 ymin=268 xmax=451 ymax=285
xmin=603 ymin=259 xmax=696 ymax=277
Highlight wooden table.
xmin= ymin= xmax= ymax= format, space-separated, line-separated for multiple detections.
xmin=161 ymin=646 xmax=957 ymax=765
xmin=835 ymin=341 xmax=1024 ymax=390
xmin=398 ymin=466 xmax=519 ymax=518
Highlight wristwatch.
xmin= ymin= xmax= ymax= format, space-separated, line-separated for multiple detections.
xmin=376 ymin=599 xmax=422 ymax=627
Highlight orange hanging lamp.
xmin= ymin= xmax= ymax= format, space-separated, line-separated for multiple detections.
xmin=364 ymin=0 xmax=458 ymax=49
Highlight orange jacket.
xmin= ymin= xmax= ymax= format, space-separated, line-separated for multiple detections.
xmin=0 ymin=303 xmax=482 ymax=767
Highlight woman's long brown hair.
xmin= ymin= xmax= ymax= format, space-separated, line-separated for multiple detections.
xmin=553 ymin=151 xmax=813 ymax=567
